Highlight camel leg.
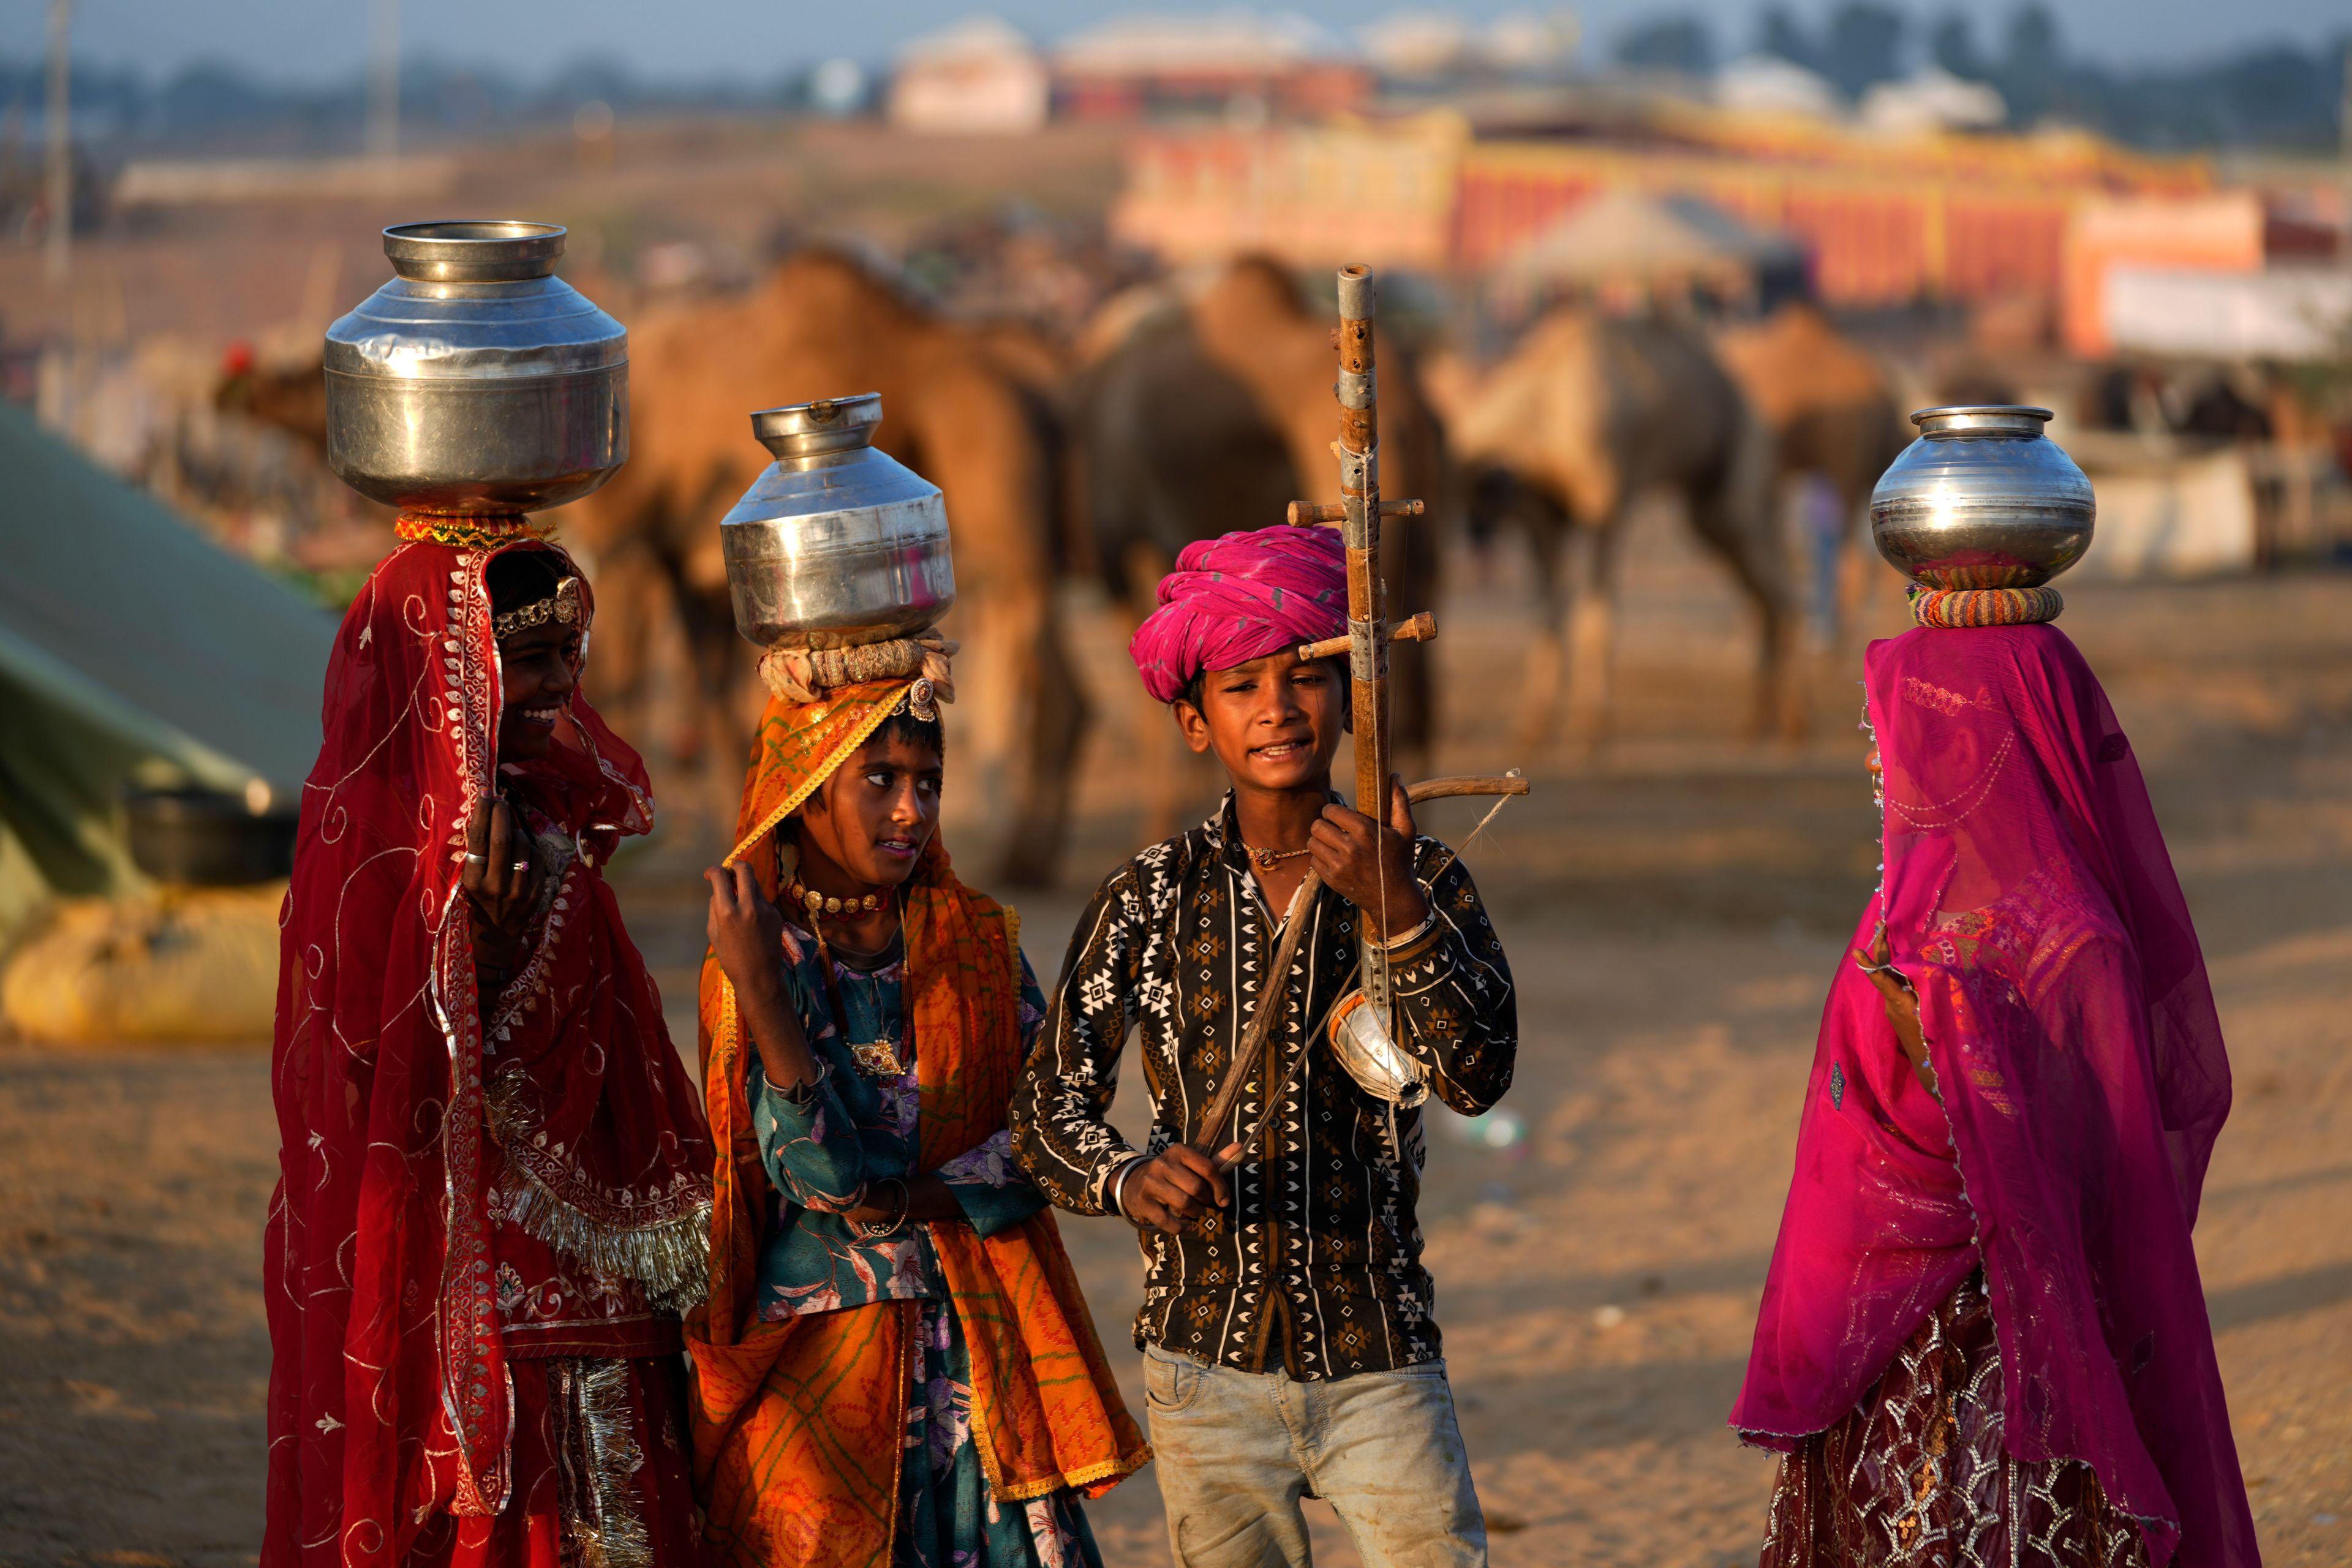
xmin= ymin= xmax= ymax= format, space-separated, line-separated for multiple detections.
xmin=1513 ymin=503 xmax=1572 ymax=755
xmin=1688 ymin=483 xmax=1805 ymax=745
xmin=1120 ymin=542 xmax=1222 ymax=846
xmin=1827 ymin=453 xmax=1893 ymax=648
xmin=994 ymin=581 xmax=1090 ymax=889
xmin=1834 ymin=501 xmax=1874 ymax=648
xmin=1385 ymin=507 xmax=1441 ymax=780
xmin=1144 ymin=713 xmax=1221 ymax=846
xmin=1567 ymin=521 xmax=1623 ymax=755
xmin=677 ymin=584 xmax=761 ymax=841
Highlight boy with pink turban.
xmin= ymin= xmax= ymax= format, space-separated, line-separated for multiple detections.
xmin=1012 ymin=524 xmax=1518 ymax=1568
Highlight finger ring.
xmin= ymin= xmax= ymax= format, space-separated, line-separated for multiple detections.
xmin=464 ymin=853 xmax=487 ymax=865
xmin=510 ymin=860 xmax=529 ymax=873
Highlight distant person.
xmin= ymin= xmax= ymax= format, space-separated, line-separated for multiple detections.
xmin=1733 ymin=619 xmax=2260 ymax=1567
xmin=1011 ymin=525 xmax=1520 ymax=1568
xmin=266 ymin=533 xmax=712 ymax=1565
xmin=690 ymin=646 xmax=1146 ymax=1566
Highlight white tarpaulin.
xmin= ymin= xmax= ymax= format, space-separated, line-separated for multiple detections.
xmin=2073 ymin=450 xmax=2258 ymax=582
xmin=2105 ymin=265 xmax=2352 ymax=364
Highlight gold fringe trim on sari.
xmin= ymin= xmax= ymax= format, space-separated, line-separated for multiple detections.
xmin=552 ymin=1357 xmax=653 ymax=1568
xmin=502 ymin=1170 xmax=712 ymax=1314
xmin=487 ymin=1072 xmax=713 ymax=1312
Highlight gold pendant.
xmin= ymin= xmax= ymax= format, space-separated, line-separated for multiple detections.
xmin=850 ymin=1039 xmax=907 ymax=1078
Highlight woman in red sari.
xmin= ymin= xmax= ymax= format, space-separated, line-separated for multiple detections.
xmin=265 ymin=521 xmax=712 ymax=1568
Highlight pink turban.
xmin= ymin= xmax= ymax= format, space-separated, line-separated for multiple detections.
xmin=1129 ymin=525 xmax=1349 ymax=704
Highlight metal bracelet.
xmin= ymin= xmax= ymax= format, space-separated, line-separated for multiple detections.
xmin=1107 ymin=1154 xmax=1147 ymax=1219
xmin=858 ymin=1178 xmax=911 ymax=1240
xmin=1379 ymin=910 xmax=1439 ymax=951
xmin=760 ymin=1059 xmax=827 ymax=1106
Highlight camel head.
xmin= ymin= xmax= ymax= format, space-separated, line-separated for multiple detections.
xmin=216 ymin=349 xmax=331 ymax=459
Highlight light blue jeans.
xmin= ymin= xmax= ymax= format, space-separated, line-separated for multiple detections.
xmin=1142 ymin=1342 xmax=1488 ymax=1568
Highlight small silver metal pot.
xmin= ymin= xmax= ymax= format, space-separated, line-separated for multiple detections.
xmin=719 ymin=394 xmax=956 ymax=649
xmin=1869 ymin=406 xmax=2095 ymax=590
xmin=324 ymin=221 xmax=628 ymax=514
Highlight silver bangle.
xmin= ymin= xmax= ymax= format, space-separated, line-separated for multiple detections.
xmin=1108 ymin=1155 xmax=1146 ymax=1218
xmin=760 ymin=1059 xmax=829 ymax=1105
xmin=858 ymin=1177 xmax=911 ymax=1239
xmin=1380 ymin=910 xmax=1439 ymax=951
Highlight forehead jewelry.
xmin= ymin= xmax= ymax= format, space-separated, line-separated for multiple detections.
xmin=492 ymin=575 xmax=582 ymax=641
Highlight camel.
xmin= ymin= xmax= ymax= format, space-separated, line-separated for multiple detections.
xmin=215 ymin=354 xmax=331 ymax=459
xmin=1714 ymin=303 xmax=1909 ymax=643
xmin=1447 ymin=307 xmax=1802 ymax=749
xmin=1072 ymin=256 xmax=1449 ymax=834
xmin=556 ymin=249 xmax=1085 ymax=887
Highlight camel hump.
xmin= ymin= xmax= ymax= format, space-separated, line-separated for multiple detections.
xmin=766 ymin=247 xmax=927 ymax=333
xmin=1199 ymin=253 xmax=1310 ymax=328
xmin=1076 ymin=282 xmax=1185 ymax=366
xmin=1717 ymin=303 xmax=1891 ymax=428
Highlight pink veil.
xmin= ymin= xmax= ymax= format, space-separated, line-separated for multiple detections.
xmin=1732 ymin=624 xmax=2256 ymax=1567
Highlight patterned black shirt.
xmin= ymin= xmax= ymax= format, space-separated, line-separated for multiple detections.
xmin=1009 ymin=795 xmax=1517 ymax=1380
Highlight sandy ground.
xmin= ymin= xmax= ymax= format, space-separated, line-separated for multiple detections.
xmin=4 ymin=527 xmax=2350 ymax=1567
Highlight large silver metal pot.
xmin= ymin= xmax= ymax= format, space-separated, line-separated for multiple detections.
xmin=720 ymin=394 xmax=956 ymax=649
xmin=323 ymin=221 xmax=627 ymax=514
xmin=1869 ymin=406 xmax=2095 ymax=590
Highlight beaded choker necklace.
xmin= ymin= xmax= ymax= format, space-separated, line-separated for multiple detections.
xmin=1242 ymin=844 xmax=1311 ymax=873
xmin=786 ymin=876 xmax=890 ymax=920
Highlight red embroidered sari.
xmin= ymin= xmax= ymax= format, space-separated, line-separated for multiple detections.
xmin=264 ymin=535 xmax=712 ymax=1567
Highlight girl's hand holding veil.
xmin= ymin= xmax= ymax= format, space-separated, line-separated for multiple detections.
xmin=1853 ymin=924 xmax=1938 ymax=1101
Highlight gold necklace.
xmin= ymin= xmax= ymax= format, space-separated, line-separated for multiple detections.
xmin=1242 ymin=844 xmax=1311 ymax=873
xmin=785 ymin=875 xmax=889 ymax=919
xmin=800 ymin=906 xmax=908 ymax=1080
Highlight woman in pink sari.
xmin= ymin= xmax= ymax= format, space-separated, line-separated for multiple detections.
xmin=1733 ymin=620 xmax=2259 ymax=1568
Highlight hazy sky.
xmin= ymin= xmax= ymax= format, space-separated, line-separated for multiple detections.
xmin=6 ymin=0 xmax=2346 ymax=82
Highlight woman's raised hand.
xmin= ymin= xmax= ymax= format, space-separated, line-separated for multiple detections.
xmin=706 ymin=862 xmax=787 ymax=1003
xmin=706 ymin=862 xmax=823 ymax=1093
xmin=462 ymin=795 xmax=544 ymax=958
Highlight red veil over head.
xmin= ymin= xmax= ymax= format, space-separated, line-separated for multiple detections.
xmin=1733 ymin=624 xmax=2255 ymax=1568
xmin=264 ymin=534 xmax=712 ymax=1566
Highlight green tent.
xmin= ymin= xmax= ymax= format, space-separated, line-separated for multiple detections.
xmin=0 ymin=400 xmax=336 ymax=938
